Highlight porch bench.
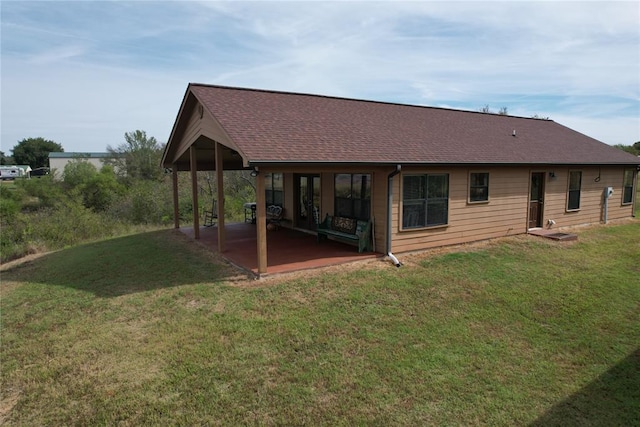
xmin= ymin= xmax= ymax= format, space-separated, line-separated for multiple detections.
xmin=266 ymin=205 xmax=284 ymax=229
xmin=316 ymin=214 xmax=372 ymax=253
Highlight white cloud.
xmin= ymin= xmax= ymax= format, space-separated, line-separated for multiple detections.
xmin=29 ymin=44 xmax=87 ymax=65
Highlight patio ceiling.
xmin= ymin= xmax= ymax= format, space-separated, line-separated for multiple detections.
xmin=169 ymin=135 xmax=246 ymax=172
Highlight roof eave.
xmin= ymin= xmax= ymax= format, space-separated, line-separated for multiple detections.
xmin=248 ymin=160 xmax=640 ymax=167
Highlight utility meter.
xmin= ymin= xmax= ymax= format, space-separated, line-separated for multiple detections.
xmin=605 ymin=187 xmax=614 ymax=198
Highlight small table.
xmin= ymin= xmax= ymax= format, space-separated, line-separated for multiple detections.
xmin=244 ymin=202 xmax=256 ymax=224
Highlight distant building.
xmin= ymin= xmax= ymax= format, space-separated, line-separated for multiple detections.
xmin=48 ymin=152 xmax=118 ymax=179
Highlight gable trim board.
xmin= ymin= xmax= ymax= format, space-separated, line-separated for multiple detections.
xmin=162 ymin=84 xmax=639 ymax=275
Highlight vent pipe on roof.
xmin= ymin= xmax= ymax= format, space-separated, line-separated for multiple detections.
xmin=512 ymin=130 xmax=516 ymax=137
xmin=387 ymin=165 xmax=402 ymax=267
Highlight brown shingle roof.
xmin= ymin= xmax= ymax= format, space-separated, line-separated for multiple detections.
xmin=186 ymin=83 xmax=640 ymax=165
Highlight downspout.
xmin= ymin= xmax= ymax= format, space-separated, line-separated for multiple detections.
xmin=387 ymin=165 xmax=402 ymax=267
xmin=604 ymin=188 xmax=610 ymax=224
xmin=634 ymin=168 xmax=639 ymax=218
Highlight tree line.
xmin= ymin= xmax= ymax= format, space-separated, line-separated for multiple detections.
xmin=1 ymin=137 xmax=63 ymax=167
xmin=614 ymin=141 xmax=640 ymax=156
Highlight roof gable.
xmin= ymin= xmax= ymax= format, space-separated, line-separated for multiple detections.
xmin=165 ymin=83 xmax=640 ymax=167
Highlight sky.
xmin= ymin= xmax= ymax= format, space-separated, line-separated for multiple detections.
xmin=1 ymin=0 xmax=639 ymax=154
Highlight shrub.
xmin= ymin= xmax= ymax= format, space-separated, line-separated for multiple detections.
xmin=0 ymin=183 xmax=23 ymax=221
xmin=0 ymin=182 xmax=24 ymax=201
xmin=108 ymin=179 xmax=175 ymax=225
xmin=0 ymin=167 xmax=262 ymax=262
xmin=36 ymin=199 xmax=113 ymax=245
xmin=82 ymin=166 xmax=125 ymax=212
xmin=63 ymin=160 xmax=98 ymax=189
xmin=0 ymin=198 xmax=135 ymax=263
xmin=16 ymin=175 xmax=64 ymax=209
xmin=0 ymin=198 xmax=20 ymax=222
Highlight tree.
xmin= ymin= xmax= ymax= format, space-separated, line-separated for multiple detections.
xmin=11 ymin=137 xmax=63 ymax=168
xmin=83 ymin=165 xmax=124 ymax=211
xmin=531 ymin=114 xmax=551 ymax=120
xmin=613 ymin=142 xmax=640 ymax=156
xmin=0 ymin=151 xmax=15 ymax=165
xmin=106 ymin=130 xmax=163 ymax=182
xmin=62 ymin=160 xmax=123 ymax=211
xmin=63 ymin=159 xmax=98 ymax=189
xmin=478 ymin=105 xmax=509 ymax=115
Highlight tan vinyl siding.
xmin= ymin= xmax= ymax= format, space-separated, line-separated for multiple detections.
xmin=543 ymin=166 xmax=634 ymax=226
xmin=172 ymin=103 xmax=239 ymax=164
xmin=174 ymin=107 xmax=204 ymax=162
xmin=391 ymin=167 xmax=529 ymax=253
xmin=266 ymin=164 xmax=634 ymax=256
xmin=371 ymin=169 xmax=389 ymax=252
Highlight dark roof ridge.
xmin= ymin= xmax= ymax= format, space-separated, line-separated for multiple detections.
xmin=188 ymin=82 xmax=554 ymax=123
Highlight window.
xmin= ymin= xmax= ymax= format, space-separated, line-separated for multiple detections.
xmin=567 ymin=171 xmax=582 ymax=211
xmin=402 ymin=174 xmax=449 ymax=229
xmin=334 ymin=174 xmax=371 ymax=220
xmin=623 ymin=169 xmax=635 ymax=205
xmin=265 ymin=173 xmax=283 ymax=206
xmin=469 ymin=172 xmax=489 ymax=202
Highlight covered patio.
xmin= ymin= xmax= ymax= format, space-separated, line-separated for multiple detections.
xmin=161 ymin=84 xmax=387 ymax=276
xmin=180 ymin=223 xmax=379 ymax=276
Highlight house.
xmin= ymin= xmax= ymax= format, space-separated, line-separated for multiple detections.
xmin=161 ymin=83 xmax=640 ymax=275
xmin=48 ymin=152 xmax=118 ymax=179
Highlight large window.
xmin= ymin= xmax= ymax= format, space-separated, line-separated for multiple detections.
xmin=334 ymin=173 xmax=371 ymax=220
xmin=265 ymin=173 xmax=283 ymax=207
xmin=567 ymin=171 xmax=582 ymax=211
xmin=402 ymin=174 xmax=449 ymax=229
xmin=623 ymin=169 xmax=635 ymax=205
xmin=469 ymin=172 xmax=489 ymax=203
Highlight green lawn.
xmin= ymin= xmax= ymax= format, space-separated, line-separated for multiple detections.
xmin=2 ymin=223 xmax=639 ymax=426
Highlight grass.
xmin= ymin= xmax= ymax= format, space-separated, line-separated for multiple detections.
xmin=1 ymin=223 xmax=639 ymax=425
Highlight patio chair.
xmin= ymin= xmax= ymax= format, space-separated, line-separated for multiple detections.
xmin=203 ymin=200 xmax=218 ymax=227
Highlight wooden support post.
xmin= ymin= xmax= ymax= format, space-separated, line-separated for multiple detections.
xmin=255 ymin=169 xmax=267 ymax=275
xmin=215 ymin=142 xmax=226 ymax=252
xmin=172 ymin=165 xmax=180 ymax=229
xmin=190 ymin=146 xmax=200 ymax=239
